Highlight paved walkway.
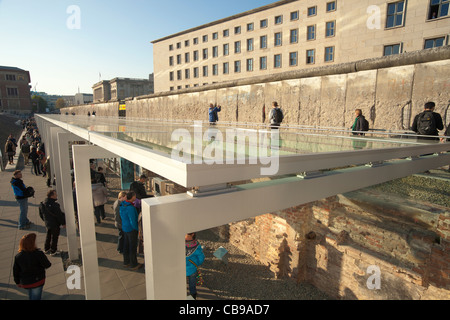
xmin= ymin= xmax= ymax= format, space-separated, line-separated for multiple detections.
xmin=0 ymin=138 xmax=217 ymax=300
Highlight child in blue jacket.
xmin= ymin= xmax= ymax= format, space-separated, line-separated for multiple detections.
xmin=186 ymin=232 xmax=205 ymax=299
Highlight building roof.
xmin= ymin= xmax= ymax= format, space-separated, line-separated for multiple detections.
xmin=151 ymin=0 xmax=297 ymax=44
xmin=0 ymin=66 xmax=27 ymax=72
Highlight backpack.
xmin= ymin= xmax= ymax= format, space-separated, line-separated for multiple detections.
xmin=38 ymin=202 xmax=46 ymax=221
xmin=417 ymin=111 xmax=436 ymax=135
xmin=273 ymin=108 xmax=283 ymax=123
xmin=24 ymin=186 xmax=35 ymax=198
xmin=361 ymin=117 xmax=369 ymax=131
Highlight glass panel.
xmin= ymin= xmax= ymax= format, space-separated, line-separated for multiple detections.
xmin=397 ymin=1 xmax=404 ymax=13
xmin=435 ymin=37 xmax=445 ymax=47
xmin=440 ymin=3 xmax=449 ymax=17
xmin=395 ymin=14 xmax=403 ymax=26
xmin=386 ymin=15 xmax=394 ymax=28
xmin=387 ymin=3 xmax=396 ymax=15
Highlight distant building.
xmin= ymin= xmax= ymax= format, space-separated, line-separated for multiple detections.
xmin=31 ymin=92 xmax=75 ymax=110
xmin=74 ymin=93 xmax=94 ymax=105
xmin=92 ymin=76 xmax=154 ymax=103
xmin=0 ymin=66 xmax=32 ymax=114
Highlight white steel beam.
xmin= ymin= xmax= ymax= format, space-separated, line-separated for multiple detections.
xmin=141 ymin=152 xmax=450 ymax=300
xmin=72 ymin=145 xmax=117 ymax=300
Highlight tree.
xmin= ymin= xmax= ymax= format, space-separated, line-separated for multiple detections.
xmin=31 ymin=95 xmax=48 ymax=113
xmin=55 ymin=98 xmax=66 ymax=109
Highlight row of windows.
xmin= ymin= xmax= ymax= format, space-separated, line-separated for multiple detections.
xmin=168 ymin=22 xmax=336 ymax=66
xmin=169 ymin=47 xmax=335 ymax=81
xmin=383 ymin=36 xmax=448 ymax=56
xmin=168 ymin=1 xmax=337 ymax=51
xmin=385 ymin=0 xmax=449 ymax=29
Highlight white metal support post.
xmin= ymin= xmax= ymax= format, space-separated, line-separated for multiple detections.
xmin=141 ymin=152 xmax=450 ymax=300
xmin=72 ymin=145 xmax=117 ymax=300
xmin=57 ymin=131 xmax=85 ymax=261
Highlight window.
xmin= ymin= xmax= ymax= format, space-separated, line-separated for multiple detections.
xmin=203 ymin=66 xmax=208 ymax=77
xmin=275 ymin=32 xmax=282 ymax=46
xmin=290 ymin=29 xmax=298 ymax=43
xmin=247 ymin=38 xmax=254 ymax=51
xmin=275 ymin=15 xmax=283 ymax=24
xmin=169 ymin=72 xmax=174 ymax=81
xmin=424 ymin=36 xmax=446 ymax=49
xmin=234 ymin=60 xmax=241 ymax=73
xmin=325 ymin=46 xmax=335 ymax=62
xmin=308 ymin=6 xmax=317 ymax=16
xmin=291 ymin=11 xmax=299 ymax=21
xmin=306 ymin=49 xmax=315 ymax=64
xmin=235 ymin=26 xmax=241 ymax=34
xmin=213 ymin=64 xmax=219 ymax=76
xmin=260 ymin=35 xmax=268 ymax=49
xmin=274 ymin=54 xmax=282 ymax=68
xmin=185 ymin=52 xmax=190 ymax=63
xmin=386 ymin=1 xmax=405 ymax=28
xmin=177 ymin=70 xmax=182 ymax=80
xmin=428 ymin=0 xmax=450 ymax=19
xmin=384 ymin=43 xmax=401 ymax=56
xmin=223 ymin=29 xmax=229 ymax=37
xmin=247 ymin=58 xmax=254 ymax=71
xmin=307 ymin=25 xmax=316 ymax=40
xmin=289 ymin=52 xmax=298 ymax=66
xmin=169 ymin=56 xmax=174 ymax=66
xmin=326 ymin=21 xmax=336 ymax=37
xmin=235 ymin=41 xmax=241 ymax=53
xmin=223 ymin=43 xmax=229 ymax=56
xmin=185 ymin=69 xmax=190 ymax=79
xmin=203 ymin=48 xmax=208 ymax=60
xmin=193 ymin=38 xmax=198 ymax=45
xmin=260 ymin=19 xmax=268 ymax=28
xmin=213 ymin=46 xmax=219 ymax=58
xmin=223 ymin=62 xmax=229 ymax=74
xmin=260 ymin=56 xmax=267 ymax=70
xmin=185 ymin=40 xmax=190 ymax=47
xmin=6 ymin=74 xmax=16 ymax=81
xmin=169 ymin=44 xmax=174 ymax=51
xmin=193 ymin=50 xmax=199 ymax=61
xmin=326 ymin=1 xmax=336 ymax=12
xmin=247 ymin=23 xmax=254 ymax=31
xmin=193 ymin=67 xmax=199 ymax=78
xmin=202 ymin=35 xmax=208 ymax=43
xmin=212 ymin=32 xmax=218 ymax=40
xmin=177 ymin=42 xmax=181 ymax=49
xmin=177 ymin=54 xmax=182 ymax=64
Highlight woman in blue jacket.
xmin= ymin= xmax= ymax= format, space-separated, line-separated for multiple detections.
xmin=208 ymin=104 xmax=221 ymax=124
xmin=185 ymin=232 xmax=205 ymax=299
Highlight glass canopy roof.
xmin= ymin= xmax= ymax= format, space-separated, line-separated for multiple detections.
xmin=43 ymin=114 xmax=437 ymax=161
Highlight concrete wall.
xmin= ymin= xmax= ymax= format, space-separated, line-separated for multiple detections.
xmin=62 ymin=47 xmax=450 ymax=131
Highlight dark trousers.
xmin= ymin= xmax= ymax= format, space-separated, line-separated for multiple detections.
xmin=94 ymin=205 xmax=105 ymax=223
xmin=117 ymin=228 xmax=124 ymax=253
xmin=32 ymin=161 xmax=41 ymax=175
xmin=45 ymin=226 xmax=60 ymax=253
xmin=123 ymin=229 xmax=138 ymax=267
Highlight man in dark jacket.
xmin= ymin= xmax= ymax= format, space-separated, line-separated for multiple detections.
xmin=351 ymin=109 xmax=369 ymax=136
xmin=411 ymin=101 xmax=444 ymax=141
xmin=11 ymin=170 xmax=32 ymax=230
xmin=129 ymin=175 xmax=148 ymax=200
xmin=40 ymin=190 xmax=66 ymax=255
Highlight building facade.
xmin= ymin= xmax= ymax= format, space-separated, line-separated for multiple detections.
xmin=152 ymin=0 xmax=450 ymax=93
xmin=0 ymin=66 xmax=32 ymax=113
xmin=93 ymin=77 xmax=154 ymax=103
xmin=74 ymin=93 xmax=94 ymax=105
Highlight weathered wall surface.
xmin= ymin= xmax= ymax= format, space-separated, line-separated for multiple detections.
xmin=62 ymin=48 xmax=450 ymax=131
xmin=214 ymin=189 xmax=450 ymax=300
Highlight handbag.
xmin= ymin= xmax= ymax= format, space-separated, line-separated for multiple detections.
xmin=188 ymin=259 xmax=204 ymax=286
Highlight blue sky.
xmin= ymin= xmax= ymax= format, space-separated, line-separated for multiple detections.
xmin=0 ymin=0 xmax=275 ymax=95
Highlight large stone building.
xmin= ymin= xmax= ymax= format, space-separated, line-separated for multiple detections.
xmin=0 ymin=66 xmax=32 ymax=114
xmin=93 ymin=77 xmax=154 ymax=103
xmin=152 ymin=0 xmax=450 ymax=93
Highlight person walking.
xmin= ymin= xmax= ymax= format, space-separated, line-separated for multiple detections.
xmin=21 ymin=139 xmax=31 ymax=165
xmin=5 ymin=139 xmax=16 ymax=165
xmin=120 ymin=191 xmax=142 ymax=270
xmin=411 ymin=101 xmax=444 ymax=141
xmin=351 ymin=109 xmax=369 ymax=136
xmin=91 ymin=178 xmax=108 ymax=224
xmin=113 ymin=191 xmax=127 ymax=254
xmin=11 ymin=170 xmax=32 ymax=230
xmin=29 ymin=147 xmax=42 ymax=175
xmin=13 ymin=233 xmax=51 ymax=300
xmin=269 ymin=101 xmax=284 ymax=129
xmin=185 ymin=232 xmax=205 ymax=300
xmin=39 ymin=190 xmax=66 ymax=256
